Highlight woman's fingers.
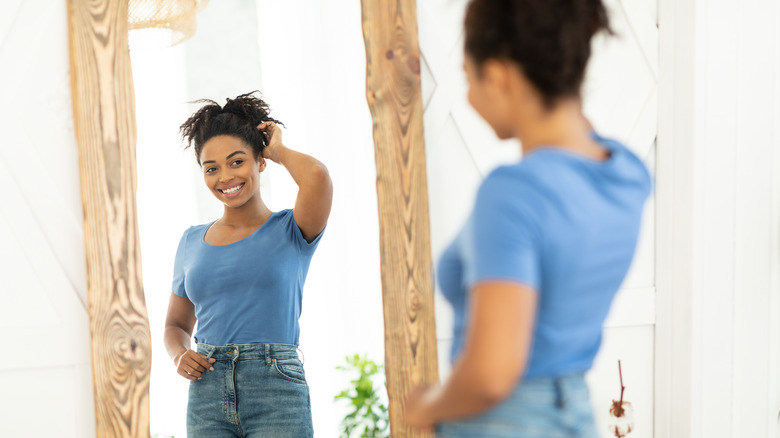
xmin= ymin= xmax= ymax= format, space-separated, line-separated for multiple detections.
xmin=177 ymin=367 xmax=199 ymax=381
xmin=184 ymin=365 xmax=202 ymax=378
xmin=179 ymin=362 xmax=203 ymax=380
xmin=185 ymin=360 xmax=205 ymax=373
xmin=183 ymin=355 xmax=206 ymax=372
xmin=257 ymin=121 xmax=281 ymax=142
xmin=183 ymin=352 xmax=212 ymax=372
xmin=175 ymin=349 xmax=215 ymax=380
xmin=192 ymin=353 xmax=215 ymax=371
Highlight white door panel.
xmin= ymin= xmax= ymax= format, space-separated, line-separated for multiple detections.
xmin=0 ymin=0 xmax=95 ymax=436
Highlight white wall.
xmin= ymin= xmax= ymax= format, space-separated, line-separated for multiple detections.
xmin=0 ymin=0 xmax=95 ymax=436
xmin=656 ymin=1 xmax=780 ymax=437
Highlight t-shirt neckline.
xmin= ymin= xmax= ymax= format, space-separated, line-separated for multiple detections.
xmin=524 ymin=132 xmax=619 ymax=166
xmin=200 ymin=211 xmax=279 ymax=247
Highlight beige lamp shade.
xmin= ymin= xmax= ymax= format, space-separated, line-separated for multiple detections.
xmin=128 ymin=0 xmax=209 ymax=48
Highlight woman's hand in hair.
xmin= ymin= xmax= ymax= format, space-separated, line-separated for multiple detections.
xmin=258 ymin=121 xmax=284 ymax=163
xmin=254 ymin=122 xmax=333 ymax=242
xmin=173 ymin=349 xmax=215 ymax=381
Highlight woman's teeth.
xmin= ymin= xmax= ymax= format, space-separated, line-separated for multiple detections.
xmin=222 ymin=184 xmax=243 ymax=194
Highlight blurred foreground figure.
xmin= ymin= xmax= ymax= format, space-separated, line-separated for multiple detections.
xmin=404 ymin=1 xmax=651 ymax=437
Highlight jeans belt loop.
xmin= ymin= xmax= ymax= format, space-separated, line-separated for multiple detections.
xmin=555 ymin=377 xmax=565 ymax=409
xmin=265 ymin=344 xmax=271 ymax=365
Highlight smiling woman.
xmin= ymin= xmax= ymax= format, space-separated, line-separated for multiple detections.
xmin=163 ymin=92 xmax=333 ymax=437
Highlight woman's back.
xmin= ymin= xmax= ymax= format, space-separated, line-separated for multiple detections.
xmin=439 ymin=135 xmax=651 ymax=378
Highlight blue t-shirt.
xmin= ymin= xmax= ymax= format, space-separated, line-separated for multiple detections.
xmin=171 ymin=209 xmax=323 ymax=346
xmin=438 ymin=134 xmax=651 ymax=379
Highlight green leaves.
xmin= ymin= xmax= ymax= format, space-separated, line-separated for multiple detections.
xmin=334 ymin=354 xmax=390 ymax=438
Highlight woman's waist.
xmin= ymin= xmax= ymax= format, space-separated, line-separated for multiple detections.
xmin=195 ymin=341 xmax=300 ymax=361
xmin=192 ymin=309 xmax=302 ymax=347
xmin=511 ymin=373 xmax=591 ymax=403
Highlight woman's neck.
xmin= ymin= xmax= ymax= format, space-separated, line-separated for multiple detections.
xmin=515 ymin=100 xmax=607 ymax=160
xmin=220 ymin=194 xmax=272 ymax=227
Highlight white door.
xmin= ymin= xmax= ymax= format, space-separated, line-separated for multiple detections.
xmin=417 ymin=1 xmax=658 ymax=437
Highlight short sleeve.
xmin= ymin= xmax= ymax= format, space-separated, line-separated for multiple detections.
xmin=171 ymin=228 xmax=190 ymax=297
xmin=465 ymin=169 xmax=542 ymax=290
xmin=283 ymin=209 xmax=325 ymax=254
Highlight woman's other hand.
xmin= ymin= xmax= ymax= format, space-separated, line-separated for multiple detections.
xmin=258 ymin=121 xmax=283 ymax=163
xmin=174 ymin=349 xmax=215 ymax=381
xmin=404 ymin=385 xmax=438 ymax=430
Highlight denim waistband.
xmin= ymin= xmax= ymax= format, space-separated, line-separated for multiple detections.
xmin=195 ymin=342 xmax=300 ymax=364
xmin=522 ymin=373 xmax=587 ymax=387
xmin=516 ymin=373 xmax=590 ymax=406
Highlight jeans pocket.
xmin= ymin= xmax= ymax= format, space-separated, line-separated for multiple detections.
xmin=272 ymin=358 xmax=307 ymax=385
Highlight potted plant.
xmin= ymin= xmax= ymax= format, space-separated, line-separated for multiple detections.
xmin=334 ymin=354 xmax=389 ymax=438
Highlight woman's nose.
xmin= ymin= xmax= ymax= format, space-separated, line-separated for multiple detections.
xmin=218 ymin=172 xmax=234 ymax=183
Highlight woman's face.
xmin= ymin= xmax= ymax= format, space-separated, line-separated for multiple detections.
xmin=464 ymin=55 xmax=516 ymax=140
xmin=464 ymin=54 xmax=542 ymax=140
xmin=199 ymin=135 xmax=265 ymax=208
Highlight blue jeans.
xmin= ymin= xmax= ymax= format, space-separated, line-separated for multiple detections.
xmin=187 ymin=343 xmax=313 ymax=438
xmin=437 ymin=374 xmax=598 ymax=438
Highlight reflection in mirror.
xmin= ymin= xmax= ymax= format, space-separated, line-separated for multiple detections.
xmin=131 ymin=1 xmax=384 ymax=436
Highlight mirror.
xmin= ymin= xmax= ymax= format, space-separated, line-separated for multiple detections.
xmin=130 ymin=1 xmax=385 ymax=435
xmin=132 ymin=1 xmax=658 ymax=436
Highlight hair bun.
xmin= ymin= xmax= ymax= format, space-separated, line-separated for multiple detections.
xmin=180 ymin=91 xmax=283 ymax=161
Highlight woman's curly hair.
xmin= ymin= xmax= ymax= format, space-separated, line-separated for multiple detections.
xmin=465 ymin=0 xmax=612 ymax=108
xmin=180 ymin=91 xmax=283 ymax=162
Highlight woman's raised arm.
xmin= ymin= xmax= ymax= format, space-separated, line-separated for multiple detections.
xmin=258 ymin=121 xmax=333 ymax=241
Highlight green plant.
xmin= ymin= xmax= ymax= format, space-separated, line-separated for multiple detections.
xmin=334 ymin=354 xmax=389 ymax=438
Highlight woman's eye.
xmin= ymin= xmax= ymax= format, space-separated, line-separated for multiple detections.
xmin=232 ymin=159 xmax=243 ymax=166
xmin=205 ymin=167 xmax=217 ymax=174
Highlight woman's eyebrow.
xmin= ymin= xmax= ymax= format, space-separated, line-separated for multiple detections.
xmin=201 ymin=150 xmax=246 ymax=166
xmin=226 ymin=150 xmax=247 ymax=159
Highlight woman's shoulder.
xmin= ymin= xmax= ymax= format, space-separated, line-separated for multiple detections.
xmin=187 ymin=221 xmax=213 ymax=234
xmin=476 ymin=165 xmax=549 ymax=217
xmin=275 ymin=208 xmax=295 ymax=219
xmin=257 ymin=209 xmax=298 ymax=236
xmin=481 ymin=163 xmax=545 ymax=198
xmin=594 ymin=136 xmax=652 ymax=195
xmin=176 ymin=221 xmax=213 ymax=243
xmin=263 ymin=209 xmax=295 ymax=228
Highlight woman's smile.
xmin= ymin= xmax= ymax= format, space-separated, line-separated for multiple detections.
xmin=218 ymin=182 xmax=245 ymax=198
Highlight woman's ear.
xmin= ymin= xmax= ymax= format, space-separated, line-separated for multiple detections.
xmin=256 ymin=153 xmax=267 ymax=172
xmin=481 ymin=59 xmax=512 ymax=94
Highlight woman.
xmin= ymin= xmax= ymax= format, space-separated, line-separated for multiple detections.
xmin=164 ymin=92 xmax=332 ymax=437
xmin=404 ymin=1 xmax=651 ymax=436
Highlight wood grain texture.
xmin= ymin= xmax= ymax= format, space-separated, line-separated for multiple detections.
xmin=361 ymin=2 xmax=439 ymax=436
xmin=67 ymin=1 xmax=151 ymax=437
